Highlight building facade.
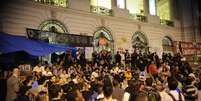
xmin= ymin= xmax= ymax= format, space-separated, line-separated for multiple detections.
xmin=0 ymin=0 xmax=200 ymax=57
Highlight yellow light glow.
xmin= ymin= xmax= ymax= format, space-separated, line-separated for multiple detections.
xmin=126 ymin=0 xmax=144 ymax=14
xmin=157 ymin=0 xmax=170 ymax=20
xmin=117 ymin=0 xmax=125 ymax=9
xmin=91 ymin=0 xmax=112 ymax=9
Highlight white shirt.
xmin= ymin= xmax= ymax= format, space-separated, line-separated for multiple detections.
xmin=33 ymin=66 xmax=42 ymax=73
xmin=96 ymin=93 xmax=104 ymax=100
xmin=122 ymin=92 xmax=130 ymax=101
xmin=60 ymin=73 xmax=69 ymax=82
xmin=91 ymin=72 xmax=99 ymax=78
xmin=42 ymin=71 xmax=53 ymax=76
xmin=168 ymin=90 xmax=185 ymax=101
xmin=160 ymin=90 xmax=173 ymax=101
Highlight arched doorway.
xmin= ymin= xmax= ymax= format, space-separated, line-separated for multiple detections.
xmin=132 ymin=31 xmax=148 ymax=53
xmin=38 ymin=20 xmax=68 ymax=63
xmin=93 ymin=28 xmax=114 ymax=52
xmin=162 ymin=36 xmax=173 ymax=52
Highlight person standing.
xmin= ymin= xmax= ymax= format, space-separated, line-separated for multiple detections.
xmin=183 ymin=76 xmax=198 ymax=101
xmin=131 ymin=51 xmax=138 ymax=69
xmin=167 ymin=77 xmax=185 ymax=101
xmin=6 ymin=68 xmax=20 ymax=101
xmin=115 ymin=51 xmax=121 ymax=65
xmin=112 ymin=79 xmax=124 ymax=101
xmin=92 ymin=51 xmax=98 ymax=65
xmin=124 ymin=50 xmax=130 ymax=65
xmin=198 ymin=76 xmax=201 ymax=101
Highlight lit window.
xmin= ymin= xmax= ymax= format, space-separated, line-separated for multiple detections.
xmin=91 ymin=0 xmax=112 ymax=9
xmin=126 ymin=0 xmax=144 ymax=14
xmin=90 ymin=0 xmax=112 ymax=16
xmin=157 ymin=0 xmax=170 ymax=20
xmin=149 ymin=0 xmax=156 ymax=15
xmin=34 ymin=0 xmax=68 ymax=7
xmin=117 ymin=0 xmax=125 ymax=9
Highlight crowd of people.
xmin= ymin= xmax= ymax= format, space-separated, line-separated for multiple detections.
xmin=1 ymin=50 xmax=201 ymax=101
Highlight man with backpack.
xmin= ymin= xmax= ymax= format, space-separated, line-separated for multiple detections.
xmin=144 ymin=78 xmax=161 ymax=101
xmin=167 ymin=77 xmax=185 ymax=101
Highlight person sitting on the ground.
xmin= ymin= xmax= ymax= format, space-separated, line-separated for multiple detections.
xmin=49 ymin=85 xmax=63 ymax=101
xmin=33 ymin=63 xmax=44 ymax=73
xmin=42 ymin=67 xmax=53 ymax=77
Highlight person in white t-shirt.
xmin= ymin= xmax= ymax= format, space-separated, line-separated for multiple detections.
xmin=167 ymin=77 xmax=185 ymax=101
xmin=91 ymin=68 xmax=99 ymax=79
xmin=42 ymin=67 xmax=53 ymax=77
xmin=60 ymin=69 xmax=69 ymax=83
xmin=33 ymin=64 xmax=44 ymax=73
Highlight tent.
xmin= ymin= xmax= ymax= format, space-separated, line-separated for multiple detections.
xmin=0 ymin=32 xmax=77 ymax=56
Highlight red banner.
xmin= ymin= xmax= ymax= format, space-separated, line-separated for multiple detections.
xmin=196 ymin=43 xmax=201 ymax=55
xmin=175 ymin=41 xmax=201 ymax=55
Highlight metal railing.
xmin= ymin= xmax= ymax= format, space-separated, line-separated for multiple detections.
xmin=33 ymin=0 xmax=68 ymax=7
xmin=160 ymin=19 xmax=174 ymax=27
xmin=129 ymin=14 xmax=147 ymax=22
xmin=90 ymin=5 xmax=113 ymax=16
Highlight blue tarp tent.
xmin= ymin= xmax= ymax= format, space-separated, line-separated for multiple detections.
xmin=0 ymin=32 xmax=77 ymax=56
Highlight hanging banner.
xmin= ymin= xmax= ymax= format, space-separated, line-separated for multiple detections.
xmin=179 ymin=42 xmax=197 ymax=56
xmin=27 ymin=28 xmax=93 ymax=47
xmin=196 ymin=43 xmax=201 ymax=55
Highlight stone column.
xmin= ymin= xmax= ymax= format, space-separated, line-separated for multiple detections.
xmin=169 ymin=0 xmax=174 ymax=20
xmin=111 ymin=0 xmax=116 ymax=9
xmin=143 ymin=0 xmax=149 ymax=15
xmin=125 ymin=0 xmax=127 ymax=9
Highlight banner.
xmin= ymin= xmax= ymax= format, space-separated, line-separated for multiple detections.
xmin=196 ymin=43 xmax=201 ymax=55
xmin=177 ymin=41 xmax=201 ymax=56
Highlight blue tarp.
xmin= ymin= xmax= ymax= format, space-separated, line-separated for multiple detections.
xmin=0 ymin=32 xmax=77 ymax=56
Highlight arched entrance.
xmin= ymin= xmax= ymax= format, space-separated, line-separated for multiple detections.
xmin=38 ymin=20 xmax=68 ymax=63
xmin=162 ymin=36 xmax=173 ymax=52
xmin=93 ymin=28 xmax=114 ymax=52
xmin=132 ymin=31 xmax=148 ymax=53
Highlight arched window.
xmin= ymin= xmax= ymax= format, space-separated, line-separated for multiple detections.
xmin=38 ymin=20 xmax=68 ymax=44
xmin=132 ymin=31 xmax=148 ymax=52
xmin=162 ymin=36 xmax=173 ymax=52
xmin=39 ymin=20 xmax=68 ymax=33
xmin=93 ymin=28 xmax=114 ymax=52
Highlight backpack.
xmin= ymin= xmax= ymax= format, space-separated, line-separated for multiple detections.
xmin=147 ymin=90 xmax=161 ymax=101
xmin=167 ymin=91 xmax=182 ymax=101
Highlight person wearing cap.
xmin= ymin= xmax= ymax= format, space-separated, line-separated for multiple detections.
xmin=188 ymin=73 xmax=197 ymax=86
xmin=183 ymin=76 xmax=198 ymax=101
